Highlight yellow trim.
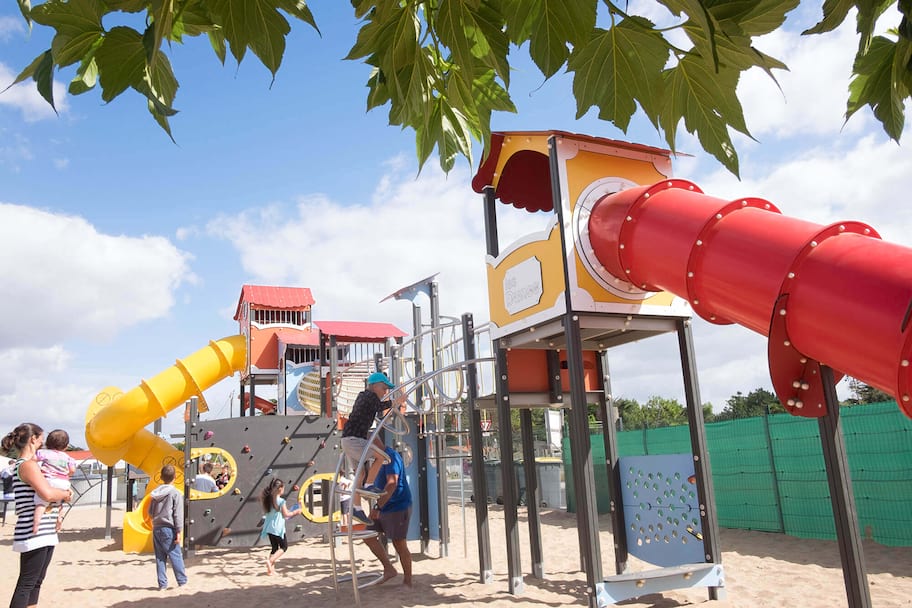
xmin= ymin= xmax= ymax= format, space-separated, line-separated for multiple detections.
xmin=188 ymin=447 xmax=238 ymax=500
xmin=296 ymin=472 xmax=344 ymax=524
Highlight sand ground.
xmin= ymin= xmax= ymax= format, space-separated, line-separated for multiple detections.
xmin=1 ymin=502 xmax=910 ymax=607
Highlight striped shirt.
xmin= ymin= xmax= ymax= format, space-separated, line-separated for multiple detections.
xmin=11 ymin=459 xmax=59 ymax=553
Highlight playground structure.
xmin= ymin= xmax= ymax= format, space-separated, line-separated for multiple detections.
xmin=79 ymin=129 xmax=912 ymax=607
xmin=468 ymin=129 xmax=912 ymax=608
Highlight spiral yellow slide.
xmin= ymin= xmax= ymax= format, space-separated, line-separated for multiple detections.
xmin=85 ymin=335 xmax=247 ymax=553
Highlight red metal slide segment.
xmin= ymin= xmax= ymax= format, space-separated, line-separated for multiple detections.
xmin=588 ymin=179 xmax=912 ymax=419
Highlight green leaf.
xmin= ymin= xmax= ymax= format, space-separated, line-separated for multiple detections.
xmin=659 ymin=55 xmax=748 ymax=176
xmin=705 ymin=0 xmax=799 ymax=37
xmin=94 ymin=26 xmax=146 ymax=102
xmin=568 ymin=19 xmax=668 ymax=131
xmin=438 ymin=102 xmax=474 ymax=171
xmin=436 ymin=0 xmax=482 ymax=91
xmin=346 ymin=2 xmax=420 ymax=67
xmin=365 ymin=63 xmax=391 ymax=111
xmin=208 ymin=0 xmax=291 ymax=76
xmin=500 ymin=0 xmax=537 ymax=44
xmin=802 ymin=0 xmax=853 ymax=35
xmin=17 ymin=0 xmax=31 ymax=28
xmin=470 ymin=67 xmax=516 ymax=150
xmin=208 ymin=29 xmax=228 ymax=64
xmin=7 ymin=50 xmax=57 ymax=111
xmin=69 ymin=56 xmax=99 ymax=95
xmin=176 ymin=1 xmax=221 ymax=39
xmin=683 ymin=23 xmax=786 ymax=71
xmin=472 ymin=0 xmax=510 ymax=86
xmin=147 ymin=0 xmax=176 ymax=65
xmin=31 ymin=0 xmax=106 ymax=68
xmin=274 ymin=0 xmax=320 ymax=34
xmin=847 ymin=35 xmax=909 ymax=140
xmin=67 ymin=36 xmax=104 ymax=95
xmin=660 ymin=0 xmax=720 ymax=68
xmin=855 ymin=0 xmax=896 ymax=53
xmin=527 ymin=0 xmax=597 ymax=77
xmin=137 ymin=52 xmax=181 ymax=139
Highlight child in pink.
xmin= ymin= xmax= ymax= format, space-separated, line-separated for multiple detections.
xmin=34 ymin=429 xmax=76 ymax=533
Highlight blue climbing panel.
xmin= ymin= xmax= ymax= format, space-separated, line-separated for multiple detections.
xmin=619 ymin=453 xmax=705 ymax=567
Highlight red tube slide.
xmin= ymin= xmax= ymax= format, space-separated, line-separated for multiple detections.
xmin=588 ymin=179 xmax=912 ymax=419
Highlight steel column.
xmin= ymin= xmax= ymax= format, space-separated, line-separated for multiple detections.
xmin=819 ymin=366 xmax=872 ymax=608
xmin=462 ymin=313 xmax=493 ymax=583
xmin=676 ymin=319 xmax=723 ymax=600
xmin=495 ymin=343 xmax=524 ymax=594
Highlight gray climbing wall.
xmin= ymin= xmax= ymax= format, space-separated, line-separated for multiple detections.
xmin=187 ymin=414 xmax=341 ymax=548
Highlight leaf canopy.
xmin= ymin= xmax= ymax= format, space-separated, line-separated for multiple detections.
xmin=7 ymin=1 xmax=910 ymax=176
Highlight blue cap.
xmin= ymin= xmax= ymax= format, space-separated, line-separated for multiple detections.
xmin=367 ymin=372 xmax=395 ymax=388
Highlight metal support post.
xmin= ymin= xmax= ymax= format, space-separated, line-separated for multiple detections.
xmin=599 ymin=350 xmax=628 ymax=574
xmin=412 ymin=304 xmax=431 ymax=554
xmin=676 ymin=319 xmax=723 ymax=600
xmin=819 ymin=366 xmax=871 ymax=608
xmin=462 ymin=313 xmax=493 ymax=584
xmin=495 ymin=343 xmax=524 ymax=594
xmin=520 ymin=408 xmax=544 ymax=578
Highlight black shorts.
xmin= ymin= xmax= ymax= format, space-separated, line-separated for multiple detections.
xmin=375 ymin=507 xmax=411 ymax=541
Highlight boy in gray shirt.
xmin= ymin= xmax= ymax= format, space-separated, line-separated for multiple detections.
xmin=149 ymin=464 xmax=187 ymax=590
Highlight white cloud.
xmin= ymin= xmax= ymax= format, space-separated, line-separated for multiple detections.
xmin=0 ymin=203 xmax=195 ymax=348
xmin=53 ymin=157 xmax=69 ymax=170
xmin=736 ymin=21 xmax=865 ymax=139
xmin=0 ymin=345 xmax=94 ymax=447
xmin=693 ymin=132 xmax=912 ymax=246
xmin=0 ymin=16 xmax=24 ymax=41
xmin=0 ymin=128 xmax=33 ymax=170
xmin=207 ymin=163 xmax=545 ymax=331
xmin=0 ymin=61 xmax=68 ymax=122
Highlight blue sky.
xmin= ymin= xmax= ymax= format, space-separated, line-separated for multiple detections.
xmin=1 ymin=2 xmax=910 ymax=447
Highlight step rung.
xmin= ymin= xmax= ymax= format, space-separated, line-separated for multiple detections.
xmin=355 ymin=486 xmax=382 ymax=499
xmin=333 ymin=530 xmax=379 ymax=539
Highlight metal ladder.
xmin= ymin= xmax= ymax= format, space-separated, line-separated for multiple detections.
xmin=328 ymin=403 xmax=410 ymax=606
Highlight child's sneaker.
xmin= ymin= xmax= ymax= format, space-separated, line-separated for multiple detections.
xmin=350 ymin=508 xmax=372 ymax=526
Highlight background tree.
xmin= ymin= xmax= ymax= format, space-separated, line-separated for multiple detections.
xmin=10 ymin=1 xmax=911 ymax=177
xmin=713 ymin=387 xmax=785 ymax=421
xmin=844 ymin=378 xmax=894 ymax=405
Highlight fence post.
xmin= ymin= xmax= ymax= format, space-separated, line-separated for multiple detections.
xmin=762 ymin=405 xmax=786 ymax=533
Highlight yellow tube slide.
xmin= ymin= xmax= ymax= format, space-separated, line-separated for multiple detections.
xmin=85 ymin=335 xmax=247 ymax=553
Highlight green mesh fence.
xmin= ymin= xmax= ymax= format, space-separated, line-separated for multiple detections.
xmin=563 ymin=401 xmax=912 ymax=546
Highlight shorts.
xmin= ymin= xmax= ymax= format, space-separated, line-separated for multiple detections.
xmin=340 ymin=436 xmax=370 ymax=473
xmin=374 ymin=507 xmax=411 ymax=542
xmin=35 ymin=478 xmax=69 ymax=508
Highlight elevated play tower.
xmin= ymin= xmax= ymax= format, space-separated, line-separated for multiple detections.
xmin=471 ymin=130 xmax=912 ymax=608
xmin=472 ymin=131 xmax=724 ymax=605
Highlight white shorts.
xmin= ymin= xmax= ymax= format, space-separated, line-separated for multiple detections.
xmin=35 ymin=477 xmax=69 ymax=508
xmin=340 ymin=436 xmax=371 ymax=474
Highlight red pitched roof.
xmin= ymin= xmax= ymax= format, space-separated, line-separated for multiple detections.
xmin=234 ymin=285 xmax=315 ymax=320
xmin=274 ymin=328 xmax=321 ymax=346
xmin=472 ymin=130 xmax=674 ymax=213
xmin=314 ymin=320 xmax=407 ymax=342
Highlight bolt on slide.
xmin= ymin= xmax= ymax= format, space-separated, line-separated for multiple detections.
xmin=84 ymin=335 xmax=247 ymax=553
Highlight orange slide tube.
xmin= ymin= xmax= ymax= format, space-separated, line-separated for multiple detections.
xmin=85 ymin=335 xmax=247 ymax=552
xmin=588 ymin=180 xmax=912 ymax=420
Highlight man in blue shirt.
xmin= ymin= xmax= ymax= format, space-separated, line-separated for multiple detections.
xmin=364 ymin=444 xmax=412 ymax=586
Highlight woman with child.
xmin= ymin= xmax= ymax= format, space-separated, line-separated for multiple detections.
xmin=2 ymin=423 xmax=73 ymax=608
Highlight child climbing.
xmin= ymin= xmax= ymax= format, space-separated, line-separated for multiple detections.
xmin=259 ymin=477 xmax=301 ymax=575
